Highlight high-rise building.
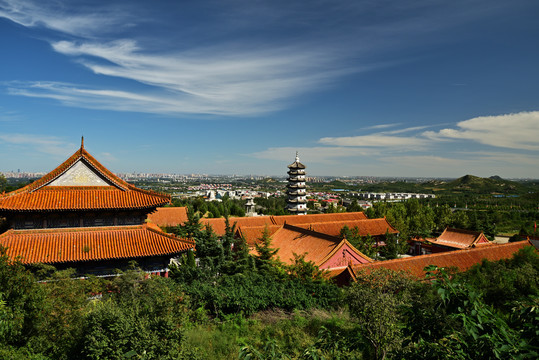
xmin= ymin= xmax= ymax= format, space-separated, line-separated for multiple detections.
xmin=286 ymin=152 xmax=307 ymax=215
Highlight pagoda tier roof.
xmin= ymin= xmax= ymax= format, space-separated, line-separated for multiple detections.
xmin=0 ymin=143 xmax=170 ymax=212
xmin=286 ymin=199 xmax=307 ymax=204
xmin=430 ymin=227 xmax=491 ymax=249
xmin=287 ymin=191 xmax=306 ymax=196
xmin=287 ymin=170 xmax=305 ymax=175
xmin=286 ymin=208 xmax=307 ymax=213
xmin=0 ymin=223 xmax=194 ymax=265
xmin=287 ymin=161 xmax=306 ymax=169
xmin=286 ymin=184 xmax=306 ymax=189
xmin=351 ymin=240 xmax=533 ymax=279
xmin=287 ymin=177 xmax=305 ymax=182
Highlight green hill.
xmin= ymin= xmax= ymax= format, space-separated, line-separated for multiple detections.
xmin=445 ymin=174 xmax=520 ymax=193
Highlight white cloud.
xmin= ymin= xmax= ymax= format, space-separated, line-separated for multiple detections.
xmin=7 ymin=38 xmax=359 ymax=116
xmin=1 ymin=0 xmax=531 ymax=119
xmin=0 ymin=0 xmax=128 ymax=37
xmin=250 ymin=146 xmax=378 ymax=164
xmin=423 ymin=111 xmax=539 ymax=151
xmin=319 ymin=133 xmax=429 ymax=148
xmin=0 ymin=133 xmax=74 ymax=156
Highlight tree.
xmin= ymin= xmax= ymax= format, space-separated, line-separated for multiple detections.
xmin=174 ymin=206 xmax=202 ymax=239
xmin=254 ymin=226 xmax=279 ymax=272
xmin=0 ymin=175 xmax=7 ymax=193
xmin=347 ymin=269 xmax=417 ymax=360
xmin=346 ymin=199 xmax=362 ymax=213
xmin=413 ymin=265 xmax=526 ymax=359
xmin=288 ymin=253 xmax=325 ymax=282
xmin=339 ymin=226 xmax=377 ymax=258
xmin=379 ymin=231 xmax=408 ymax=260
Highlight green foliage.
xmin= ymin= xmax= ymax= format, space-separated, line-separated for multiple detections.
xmin=0 ymin=247 xmax=46 ymax=351
xmin=0 ymin=175 xmax=6 ymax=193
xmin=178 ymin=271 xmax=342 ymax=318
xmin=80 ymin=271 xmax=189 ymax=360
xmin=347 ymin=269 xmax=418 ymax=360
xmin=457 ymin=246 xmax=539 ymax=310
xmin=254 ymin=226 xmax=279 ymax=272
xmin=254 ymin=196 xmax=288 ymax=216
xmin=339 ymin=226 xmax=377 ymax=258
xmin=287 ymin=254 xmax=326 ymax=282
xmin=409 ymin=265 xmax=527 ymax=359
xmin=378 ymin=231 xmax=408 ymax=260
xmin=172 ymin=197 xmax=246 ymax=218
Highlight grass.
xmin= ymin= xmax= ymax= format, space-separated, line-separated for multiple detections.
xmin=183 ymin=308 xmax=356 ymax=359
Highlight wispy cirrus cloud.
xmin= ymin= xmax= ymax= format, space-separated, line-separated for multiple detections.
xmin=0 ymin=133 xmax=74 ymax=156
xmin=319 ymin=124 xmax=432 ymax=148
xmin=0 ymin=0 xmax=364 ymax=116
xmin=0 ymin=0 xmax=130 ymax=37
xmin=251 ymin=146 xmax=378 ymax=164
xmin=1 ymin=0 xmax=518 ymax=117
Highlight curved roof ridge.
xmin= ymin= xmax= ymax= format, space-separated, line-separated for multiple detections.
xmin=6 ymin=145 xmax=130 ymax=195
xmin=144 ymin=223 xmax=195 ymax=246
xmin=0 ymin=143 xmax=171 ymax=211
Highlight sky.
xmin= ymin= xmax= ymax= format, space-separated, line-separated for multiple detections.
xmin=1 ymin=0 xmax=538 ymax=178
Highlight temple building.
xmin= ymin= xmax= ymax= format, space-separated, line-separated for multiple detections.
xmin=286 ymin=152 xmax=307 ymax=215
xmin=0 ymin=139 xmax=194 ymax=276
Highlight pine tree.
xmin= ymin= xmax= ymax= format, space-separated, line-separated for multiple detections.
xmin=254 ymin=226 xmax=278 ymax=271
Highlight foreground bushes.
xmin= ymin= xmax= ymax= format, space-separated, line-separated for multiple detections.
xmin=0 ymin=253 xmax=192 ymax=359
xmin=0 ymin=233 xmax=537 ymax=359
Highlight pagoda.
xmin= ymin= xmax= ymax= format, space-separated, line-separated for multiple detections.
xmin=286 ymin=152 xmax=307 ymax=215
xmin=0 ymin=138 xmax=194 ymax=276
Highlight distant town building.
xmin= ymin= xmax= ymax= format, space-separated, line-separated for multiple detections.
xmin=286 ymin=152 xmax=307 ymax=215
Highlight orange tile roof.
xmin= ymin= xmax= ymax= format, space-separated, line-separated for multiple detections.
xmin=198 ymin=212 xmax=369 ymax=236
xmin=324 ymin=266 xmax=357 ymax=286
xmin=431 ymin=227 xmax=491 ymax=249
xmin=0 ymin=145 xmax=170 ymax=211
xmin=147 ymin=207 xmax=189 ymax=227
xmin=248 ymin=224 xmax=372 ymax=267
xmin=200 ymin=216 xmax=273 ymax=236
xmin=235 ymin=225 xmax=283 ymax=246
xmin=352 ymin=240 xmax=533 ymax=278
xmin=254 ymin=225 xmax=341 ymax=266
xmin=271 ymin=212 xmax=367 ymax=225
xmin=0 ymin=223 xmax=194 ymax=264
xmin=295 ymin=218 xmax=398 ymax=237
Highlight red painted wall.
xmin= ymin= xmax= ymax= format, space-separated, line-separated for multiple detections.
xmin=320 ymin=243 xmax=370 ymax=269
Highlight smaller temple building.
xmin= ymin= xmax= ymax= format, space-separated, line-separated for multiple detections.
xmin=409 ymin=227 xmax=492 ymax=255
xmin=0 ymin=139 xmax=194 ymax=276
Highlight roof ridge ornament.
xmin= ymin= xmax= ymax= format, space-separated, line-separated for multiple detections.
xmin=295 ymin=151 xmax=299 ymax=162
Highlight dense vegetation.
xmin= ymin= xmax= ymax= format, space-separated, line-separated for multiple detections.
xmin=1 ymin=207 xmax=538 ymax=359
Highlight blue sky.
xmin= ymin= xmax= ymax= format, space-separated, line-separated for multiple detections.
xmin=1 ymin=0 xmax=538 ymax=178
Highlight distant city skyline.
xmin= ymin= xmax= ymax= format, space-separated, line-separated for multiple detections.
xmin=1 ymin=0 xmax=538 ymax=178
